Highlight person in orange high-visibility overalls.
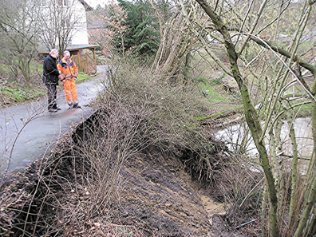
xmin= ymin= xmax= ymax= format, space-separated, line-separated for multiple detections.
xmin=57 ymin=51 xmax=81 ymax=109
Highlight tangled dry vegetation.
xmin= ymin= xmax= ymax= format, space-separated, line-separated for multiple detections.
xmin=0 ymin=59 xmax=264 ymax=236
xmin=212 ymin=155 xmax=263 ymax=236
xmin=0 ymin=59 xmax=221 ymax=236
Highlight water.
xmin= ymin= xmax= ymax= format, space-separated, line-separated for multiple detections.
xmin=215 ymin=117 xmax=313 ymax=159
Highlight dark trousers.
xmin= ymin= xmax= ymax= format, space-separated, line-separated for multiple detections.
xmin=46 ymin=83 xmax=57 ymax=109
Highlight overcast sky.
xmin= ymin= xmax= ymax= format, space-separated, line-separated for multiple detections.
xmin=85 ymin=0 xmax=109 ymax=8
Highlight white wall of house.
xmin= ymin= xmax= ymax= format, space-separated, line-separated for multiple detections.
xmin=39 ymin=0 xmax=90 ymax=48
xmin=70 ymin=0 xmax=89 ymax=45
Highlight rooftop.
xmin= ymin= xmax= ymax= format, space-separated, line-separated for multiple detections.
xmin=38 ymin=44 xmax=98 ymax=54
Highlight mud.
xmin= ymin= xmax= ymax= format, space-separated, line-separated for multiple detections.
xmin=110 ymin=148 xmax=211 ymax=236
xmin=0 ymin=111 xmax=249 ymax=237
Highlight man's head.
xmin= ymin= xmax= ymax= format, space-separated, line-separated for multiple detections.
xmin=49 ymin=49 xmax=59 ymax=59
xmin=63 ymin=51 xmax=71 ymax=60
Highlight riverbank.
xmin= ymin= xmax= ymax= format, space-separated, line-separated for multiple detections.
xmin=0 ymin=107 xmax=251 ymax=237
xmin=0 ymin=60 xmax=260 ymax=237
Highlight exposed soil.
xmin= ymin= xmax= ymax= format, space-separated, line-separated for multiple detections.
xmin=0 ymin=148 xmax=247 ymax=237
xmin=108 ymin=147 xmax=247 ymax=237
xmin=110 ymin=149 xmax=211 ymax=236
xmin=0 ymin=113 xmax=248 ymax=237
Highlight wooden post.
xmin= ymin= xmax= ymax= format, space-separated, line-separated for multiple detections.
xmin=93 ymin=47 xmax=97 ymax=71
xmin=78 ymin=50 xmax=82 ymax=72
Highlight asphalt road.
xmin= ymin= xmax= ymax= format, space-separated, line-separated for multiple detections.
xmin=0 ymin=65 xmax=107 ymax=174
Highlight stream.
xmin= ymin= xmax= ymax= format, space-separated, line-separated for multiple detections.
xmin=215 ymin=117 xmax=313 ymax=159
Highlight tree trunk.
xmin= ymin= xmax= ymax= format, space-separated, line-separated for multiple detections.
xmin=194 ymin=1 xmax=280 ymax=236
xmin=288 ymin=113 xmax=299 ymax=225
xmin=294 ymin=74 xmax=316 ymax=237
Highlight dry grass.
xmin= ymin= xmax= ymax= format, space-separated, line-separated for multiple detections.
xmin=212 ymin=155 xmax=263 ymax=236
xmin=0 ymin=57 xmax=268 ymax=237
xmin=0 ymin=57 xmax=219 ymax=236
xmin=104 ymin=57 xmax=212 ymax=151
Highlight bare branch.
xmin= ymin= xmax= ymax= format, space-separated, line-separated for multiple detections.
xmin=248 ymin=35 xmax=316 ymax=75
xmin=309 ymin=0 xmax=316 ymax=5
xmin=234 ymin=0 xmax=254 ymax=46
xmin=238 ymin=0 xmax=268 ymax=54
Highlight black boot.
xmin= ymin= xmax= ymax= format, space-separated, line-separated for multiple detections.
xmin=73 ymin=103 xmax=81 ymax=109
xmin=48 ymin=108 xmax=58 ymax=112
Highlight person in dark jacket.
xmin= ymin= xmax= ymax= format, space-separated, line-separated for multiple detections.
xmin=42 ymin=49 xmax=63 ymax=112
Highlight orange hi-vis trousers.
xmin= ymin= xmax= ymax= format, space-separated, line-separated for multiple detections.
xmin=57 ymin=58 xmax=79 ymax=105
xmin=63 ymin=77 xmax=78 ymax=104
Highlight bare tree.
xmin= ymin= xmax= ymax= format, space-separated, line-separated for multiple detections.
xmin=175 ymin=0 xmax=316 ymax=236
xmin=150 ymin=0 xmax=197 ymax=82
xmin=0 ymin=0 xmax=41 ymax=82
xmin=38 ymin=0 xmax=85 ymax=54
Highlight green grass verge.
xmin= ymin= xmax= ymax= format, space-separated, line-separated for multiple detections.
xmin=0 ymin=72 xmax=91 ymax=106
xmin=194 ymin=76 xmax=229 ymax=103
xmin=0 ymin=86 xmax=45 ymax=103
xmin=195 ymin=111 xmax=226 ymax=121
xmin=30 ymin=61 xmax=42 ymax=73
xmin=76 ymin=72 xmax=91 ymax=83
xmin=195 ymin=106 xmax=243 ymax=121
xmin=0 ymin=61 xmax=44 ymax=105
xmin=0 ymin=60 xmax=42 ymax=77
xmin=0 ymin=60 xmax=90 ymax=106
xmin=193 ymin=76 xmax=243 ymax=121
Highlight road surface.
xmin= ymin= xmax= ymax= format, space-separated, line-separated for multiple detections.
xmin=0 ymin=65 xmax=107 ymax=175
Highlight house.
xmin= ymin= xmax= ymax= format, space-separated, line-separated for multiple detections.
xmin=38 ymin=0 xmax=97 ymax=74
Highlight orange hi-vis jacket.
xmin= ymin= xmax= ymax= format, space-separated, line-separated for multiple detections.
xmin=57 ymin=58 xmax=79 ymax=104
xmin=57 ymin=58 xmax=78 ymax=78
